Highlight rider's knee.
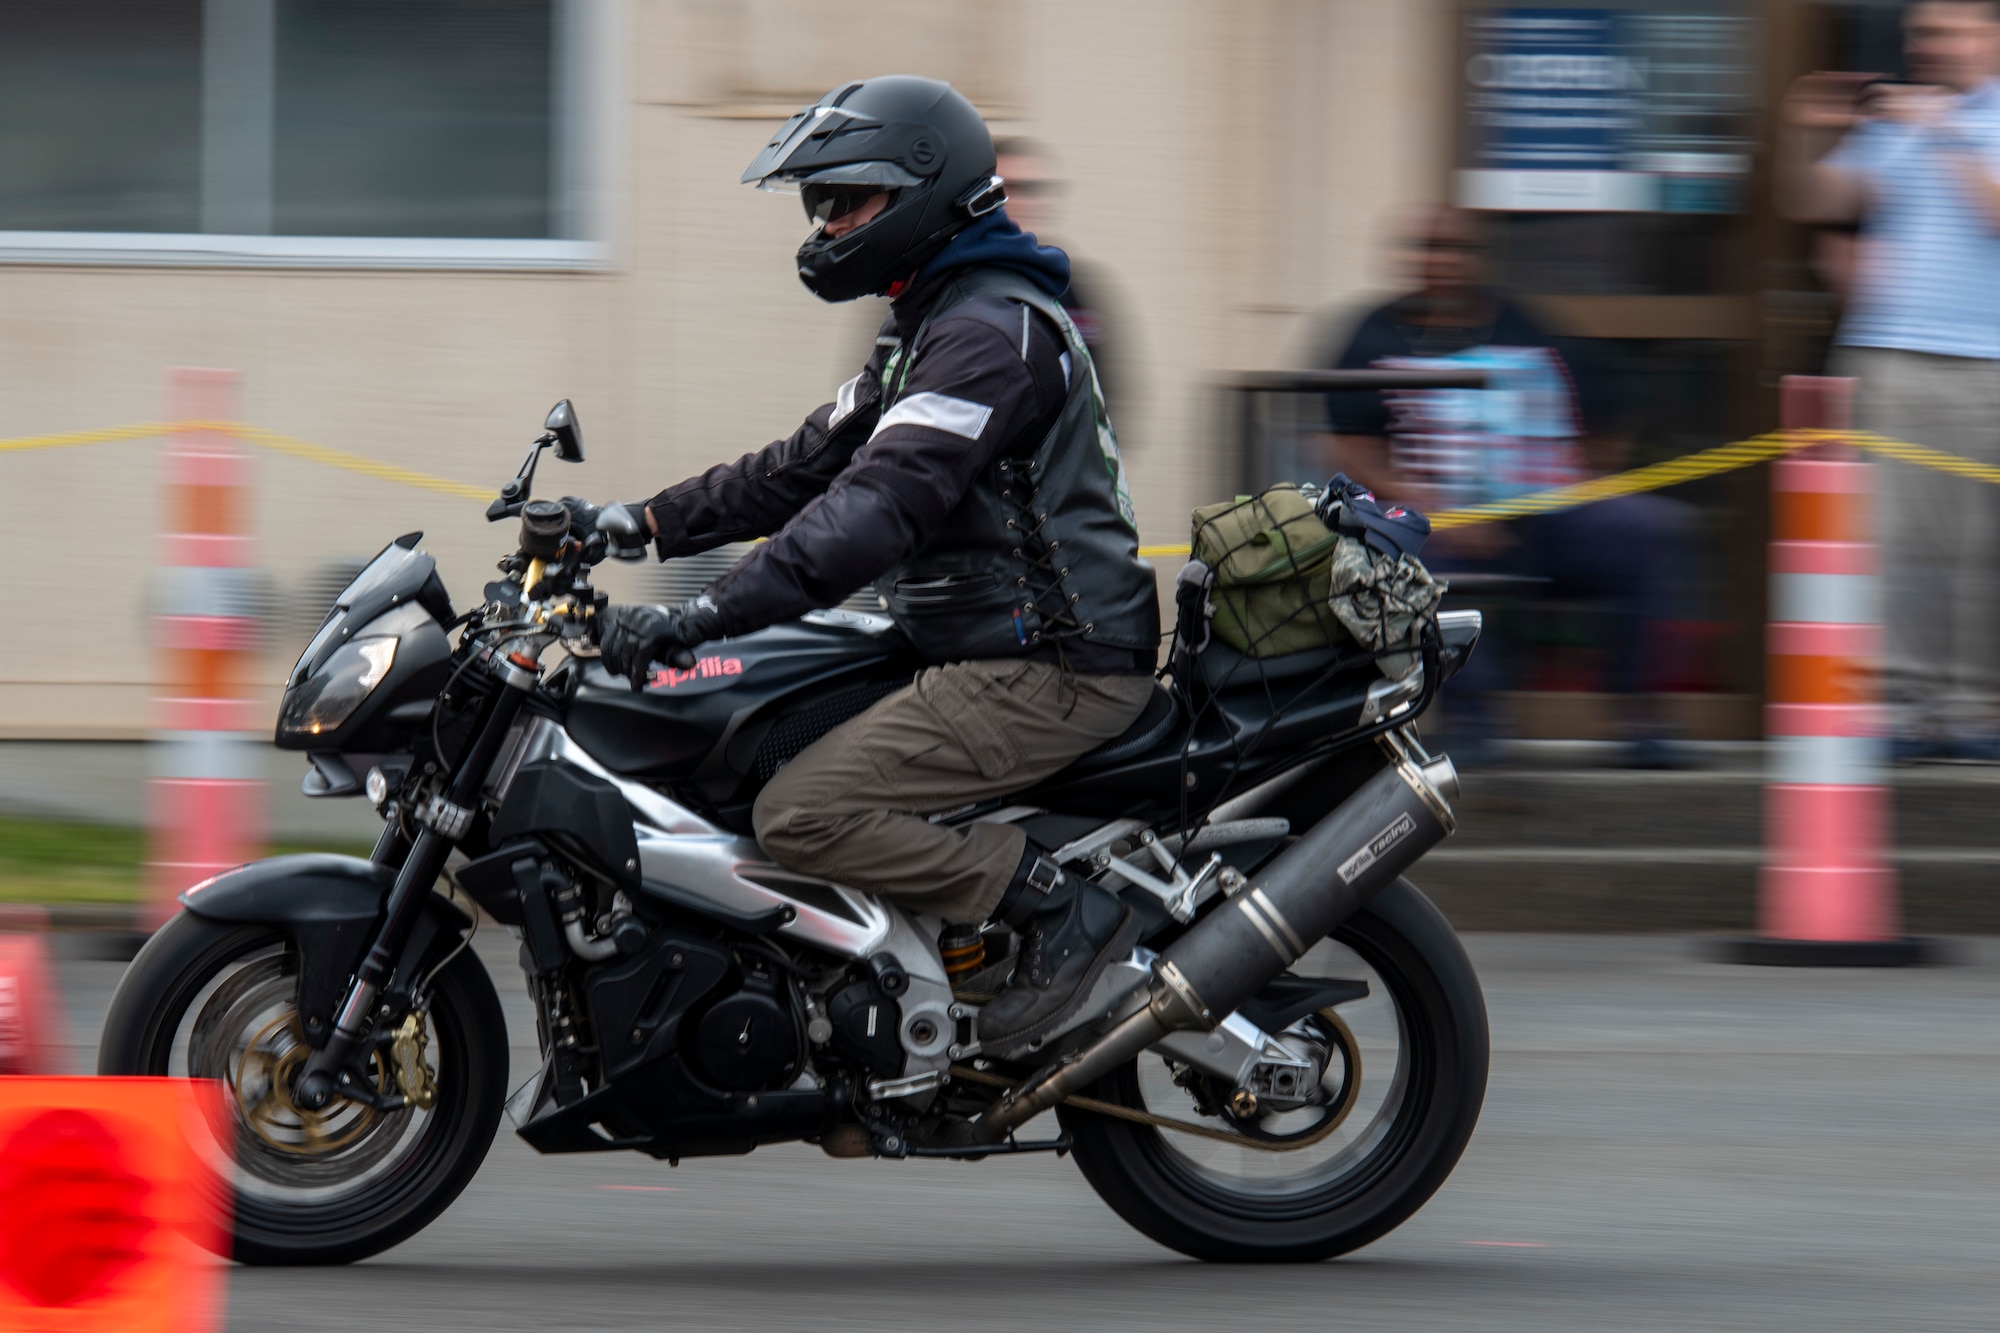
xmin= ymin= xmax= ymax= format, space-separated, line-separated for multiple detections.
xmin=752 ymin=781 xmax=836 ymax=866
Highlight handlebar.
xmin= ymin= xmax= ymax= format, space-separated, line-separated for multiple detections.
xmin=462 ymin=502 xmax=688 ymax=686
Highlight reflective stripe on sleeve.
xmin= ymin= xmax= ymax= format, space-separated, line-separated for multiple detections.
xmin=830 ymin=374 xmax=866 ymax=428
xmin=870 ymin=391 xmax=995 ymax=442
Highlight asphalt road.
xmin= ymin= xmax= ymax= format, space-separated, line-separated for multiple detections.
xmin=49 ymin=932 xmax=2000 ymax=1333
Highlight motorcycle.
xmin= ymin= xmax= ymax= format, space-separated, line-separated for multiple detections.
xmin=99 ymin=401 xmax=1489 ymax=1266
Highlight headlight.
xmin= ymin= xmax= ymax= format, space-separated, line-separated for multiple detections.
xmin=277 ymin=637 xmax=398 ymax=738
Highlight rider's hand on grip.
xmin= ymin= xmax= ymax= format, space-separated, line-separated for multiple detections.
xmin=599 ymin=600 xmax=720 ymax=692
xmin=557 ymin=495 xmax=601 ymax=537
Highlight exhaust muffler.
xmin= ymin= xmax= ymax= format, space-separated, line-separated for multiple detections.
xmin=972 ymin=751 xmax=1457 ymax=1141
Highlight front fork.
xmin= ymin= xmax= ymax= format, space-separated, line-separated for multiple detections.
xmin=294 ymin=649 xmax=540 ymax=1112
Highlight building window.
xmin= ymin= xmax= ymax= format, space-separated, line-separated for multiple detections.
xmin=0 ymin=0 xmax=605 ymax=267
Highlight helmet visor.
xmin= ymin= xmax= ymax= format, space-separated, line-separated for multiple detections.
xmin=767 ymin=162 xmax=925 ymax=228
xmin=761 ymin=160 xmax=925 ymax=194
xmin=803 ymin=182 xmax=894 ymax=227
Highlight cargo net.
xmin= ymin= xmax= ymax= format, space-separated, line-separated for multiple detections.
xmin=1177 ymin=487 xmax=1444 ymax=678
xmin=1161 ymin=483 xmax=1445 ymax=832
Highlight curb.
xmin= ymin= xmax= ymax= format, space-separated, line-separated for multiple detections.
xmin=0 ymin=904 xmax=150 ymax=961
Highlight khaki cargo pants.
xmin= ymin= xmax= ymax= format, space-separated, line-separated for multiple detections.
xmin=1834 ymin=346 xmax=2000 ymax=737
xmin=752 ymin=659 xmax=1155 ymax=924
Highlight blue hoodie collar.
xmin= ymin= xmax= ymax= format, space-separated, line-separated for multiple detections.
xmin=912 ymin=210 xmax=1071 ymax=299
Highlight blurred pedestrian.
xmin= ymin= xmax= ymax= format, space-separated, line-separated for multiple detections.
xmin=994 ymin=137 xmax=1129 ymax=432
xmin=1319 ymin=205 xmax=1691 ymax=766
xmin=1779 ymin=0 xmax=2000 ymax=761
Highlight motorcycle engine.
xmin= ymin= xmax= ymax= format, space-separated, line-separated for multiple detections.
xmin=690 ymin=961 xmax=799 ymax=1092
xmin=824 ymin=973 xmax=904 ymax=1078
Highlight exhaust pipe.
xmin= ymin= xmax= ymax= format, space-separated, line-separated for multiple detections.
xmin=973 ymin=752 xmax=1457 ymax=1141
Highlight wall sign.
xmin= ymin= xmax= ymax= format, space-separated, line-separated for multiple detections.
xmin=1459 ymin=6 xmax=1752 ymax=214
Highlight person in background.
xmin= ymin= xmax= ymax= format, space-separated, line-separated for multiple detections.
xmin=1320 ymin=205 xmax=1690 ymax=767
xmin=1779 ymin=0 xmax=2000 ymax=762
xmin=993 ymin=136 xmax=1128 ymax=432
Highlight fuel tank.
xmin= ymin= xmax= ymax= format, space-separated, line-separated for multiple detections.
xmin=562 ymin=610 xmax=916 ymax=793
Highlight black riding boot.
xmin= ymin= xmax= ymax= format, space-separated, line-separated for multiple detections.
xmin=977 ymin=844 xmax=1139 ymax=1060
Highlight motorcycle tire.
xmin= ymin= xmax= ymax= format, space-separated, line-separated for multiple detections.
xmin=1060 ymin=877 xmax=1488 ymax=1262
xmin=98 ymin=911 xmax=508 ymax=1266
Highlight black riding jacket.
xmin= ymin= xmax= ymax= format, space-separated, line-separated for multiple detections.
xmin=642 ymin=260 xmax=1158 ymax=673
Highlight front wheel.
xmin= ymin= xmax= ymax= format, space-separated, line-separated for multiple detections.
xmin=97 ymin=911 xmax=508 ymax=1265
xmin=1061 ymin=877 xmax=1488 ymax=1262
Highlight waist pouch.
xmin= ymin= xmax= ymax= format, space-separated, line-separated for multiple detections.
xmin=1188 ymin=482 xmax=1445 ymax=674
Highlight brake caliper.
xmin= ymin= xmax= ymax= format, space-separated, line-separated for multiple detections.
xmin=391 ymin=1012 xmax=438 ymax=1111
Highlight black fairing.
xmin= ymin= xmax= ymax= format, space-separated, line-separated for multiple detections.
xmin=178 ymin=853 xmax=471 ymax=1047
xmin=562 ymin=612 xmax=917 ymax=798
xmin=276 ymin=535 xmax=457 ymax=753
xmin=489 ymin=761 xmax=642 ymax=891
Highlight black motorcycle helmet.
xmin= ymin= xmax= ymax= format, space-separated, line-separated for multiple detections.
xmin=741 ymin=75 xmax=1005 ymax=302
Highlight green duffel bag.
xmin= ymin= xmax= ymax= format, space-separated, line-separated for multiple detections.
xmin=1191 ymin=483 xmax=1352 ymax=659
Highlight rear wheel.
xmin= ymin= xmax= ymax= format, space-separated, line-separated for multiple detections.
xmin=1061 ymin=878 xmax=1487 ymax=1262
xmin=97 ymin=911 xmax=508 ymax=1265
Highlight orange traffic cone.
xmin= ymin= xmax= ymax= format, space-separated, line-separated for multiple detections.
xmin=0 ymin=1077 xmax=230 ymax=1331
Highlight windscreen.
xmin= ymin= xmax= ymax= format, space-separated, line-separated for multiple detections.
xmin=290 ymin=540 xmax=438 ymax=685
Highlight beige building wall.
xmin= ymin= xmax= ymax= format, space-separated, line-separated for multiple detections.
xmin=0 ymin=0 xmax=1450 ymax=739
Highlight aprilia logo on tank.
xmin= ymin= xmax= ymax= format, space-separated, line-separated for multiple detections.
xmin=648 ymin=657 xmax=744 ymax=691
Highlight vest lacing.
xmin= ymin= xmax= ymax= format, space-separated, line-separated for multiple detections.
xmin=999 ymin=457 xmax=1090 ymax=710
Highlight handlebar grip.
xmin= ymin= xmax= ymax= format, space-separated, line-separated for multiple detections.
xmin=666 ymin=647 xmax=697 ymax=670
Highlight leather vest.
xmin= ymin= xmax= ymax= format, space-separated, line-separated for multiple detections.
xmin=875 ymin=268 xmax=1161 ymax=666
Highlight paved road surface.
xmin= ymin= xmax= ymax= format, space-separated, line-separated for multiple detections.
xmin=51 ymin=934 xmax=2000 ymax=1332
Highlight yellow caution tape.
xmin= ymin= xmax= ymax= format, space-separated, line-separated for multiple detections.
xmin=1845 ymin=430 xmax=2000 ymax=486
xmin=0 ymin=422 xmax=189 ymax=454
xmin=0 ymin=417 xmax=494 ymax=501
xmin=1 ymin=418 xmax=1990 ymax=554
xmin=1139 ymin=426 xmax=1869 ymax=558
xmin=215 ymin=422 xmax=494 ymax=501
xmin=1428 ymin=430 xmax=1813 ymax=529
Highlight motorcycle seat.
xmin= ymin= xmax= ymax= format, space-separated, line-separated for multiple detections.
xmin=1187 ymin=639 xmax=1379 ymax=699
xmin=1059 ymin=682 xmax=1184 ymax=777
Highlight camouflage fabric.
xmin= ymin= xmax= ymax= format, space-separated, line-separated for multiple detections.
xmin=1327 ymin=545 xmax=1444 ymax=678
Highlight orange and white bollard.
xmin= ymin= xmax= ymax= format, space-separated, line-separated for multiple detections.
xmin=0 ymin=933 xmax=58 ymax=1075
xmin=147 ymin=369 xmax=264 ymax=931
xmin=1730 ymin=376 xmax=1929 ymax=965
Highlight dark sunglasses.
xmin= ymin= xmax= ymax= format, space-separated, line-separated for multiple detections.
xmin=803 ymin=183 xmax=891 ymax=226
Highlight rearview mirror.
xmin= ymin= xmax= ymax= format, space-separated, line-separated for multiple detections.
xmin=545 ymin=399 xmax=583 ymax=462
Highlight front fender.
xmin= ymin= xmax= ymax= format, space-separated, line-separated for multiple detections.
xmin=180 ymin=853 xmax=474 ymax=1046
xmin=181 ymin=852 xmax=396 ymax=922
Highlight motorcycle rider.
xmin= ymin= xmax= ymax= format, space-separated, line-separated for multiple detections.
xmin=583 ymin=77 xmax=1161 ymax=1059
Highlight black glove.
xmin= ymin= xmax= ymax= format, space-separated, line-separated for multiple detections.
xmin=599 ymin=599 xmax=723 ymax=692
xmin=558 ymin=495 xmax=601 ymax=536
xmin=560 ymin=497 xmax=651 ymax=557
